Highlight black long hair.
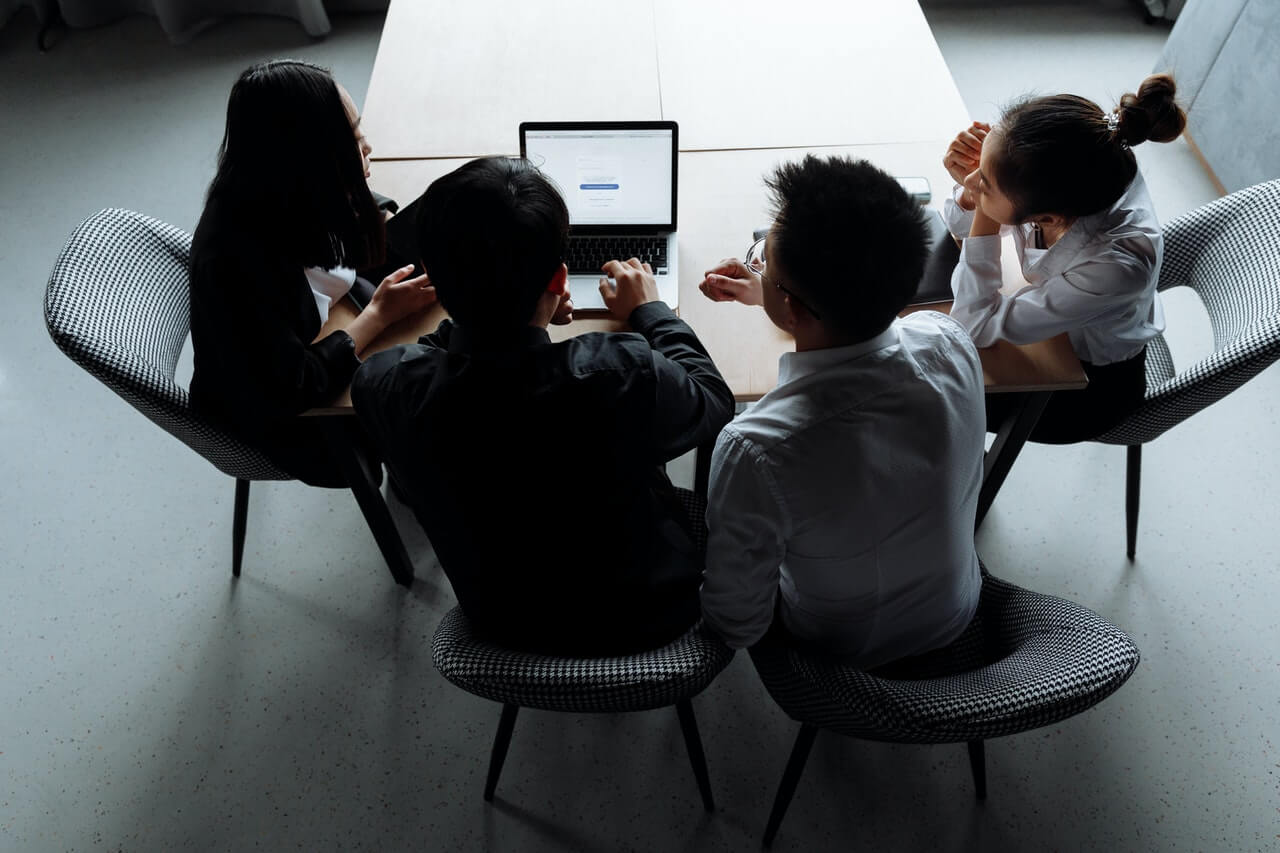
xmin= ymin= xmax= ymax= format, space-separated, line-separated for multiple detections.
xmin=992 ymin=73 xmax=1187 ymax=222
xmin=207 ymin=59 xmax=384 ymax=269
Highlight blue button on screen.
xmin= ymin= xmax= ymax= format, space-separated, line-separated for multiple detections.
xmin=579 ymin=183 xmax=620 ymax=190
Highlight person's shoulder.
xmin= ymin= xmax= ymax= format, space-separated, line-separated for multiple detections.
xmin=191 ymin=195 xmax=271 ymax=267
xmin=898 ymin=311 xmax=978 ymax=355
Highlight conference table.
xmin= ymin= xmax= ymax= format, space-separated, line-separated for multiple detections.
xmin=310 ymin=0 xmax=1087 ymax=587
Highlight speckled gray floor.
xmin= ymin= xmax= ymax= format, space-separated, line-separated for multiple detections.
xmin=2 ymin=3 xmax=1276 ymax=851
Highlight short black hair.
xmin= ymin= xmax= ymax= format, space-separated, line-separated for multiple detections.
xmin=766 ymin=156 xmax=929 ymax=342
xmin=208 ymin=59 xmax=383 ymax=269
xmin=415 ymin=157 xmax=569 ymax=331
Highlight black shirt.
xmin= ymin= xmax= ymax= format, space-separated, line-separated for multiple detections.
xmin=352 ymin=303 xmax=734 ymax=655
xmin=188 ymin=195 xmax=361 ymax=484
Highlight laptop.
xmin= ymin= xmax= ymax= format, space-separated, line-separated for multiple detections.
xmin=520 ymin=121 xmax=679 ymax=312
xmin=911 ymin=207 xmax=960 ymax=306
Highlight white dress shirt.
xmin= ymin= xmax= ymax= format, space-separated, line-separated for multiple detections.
xmin=303 ymin=265 xmax=357 ymax=324
xmin=944 ymin=172 xmax=1166 ymax=365
xmin=701 ymin=312 xmax=985 ymax=666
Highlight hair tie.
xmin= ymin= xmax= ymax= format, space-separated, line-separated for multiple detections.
xmin=1106 ymin=110 xmax=1120 ymax=133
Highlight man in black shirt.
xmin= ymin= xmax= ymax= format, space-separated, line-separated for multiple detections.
xmin=352 ymin=157 xmax=734 ymax=655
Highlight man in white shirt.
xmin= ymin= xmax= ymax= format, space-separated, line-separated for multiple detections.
xmin=697 ymin=156 xmax=985 ymax=665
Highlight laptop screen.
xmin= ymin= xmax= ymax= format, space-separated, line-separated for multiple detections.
xmin=520 ymin=123 xmax=677 ymax=230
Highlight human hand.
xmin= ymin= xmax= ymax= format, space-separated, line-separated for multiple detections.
xmin=944 ymin=121 xmax=991 ymax=209
xmin=599 ymin=258 xmax=661 ymax=320
xmin=699 ymin=258 xmax=763 ymax=306
xmin=368 ymin=264 xmax=437 ymax=323
xmin=550 ymin=288 xmax=574 ymax=325
xmin=969 ymin=205 xmax=1002 ymax=238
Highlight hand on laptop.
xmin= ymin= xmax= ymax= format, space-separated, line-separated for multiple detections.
xmin=600 ymin=258 xmax=661 ymax=320
xmin=699 ymin=258 xmax=763 ymax=306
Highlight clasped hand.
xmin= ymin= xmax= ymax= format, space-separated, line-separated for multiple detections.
xmin=699 ymin=258 xmax=763 ymax=306
xmin=943 ymin=120 xmax=991 ymax=211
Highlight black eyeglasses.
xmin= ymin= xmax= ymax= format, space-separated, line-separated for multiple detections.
xmin=745 ymin=237 xmax=821 ymax=320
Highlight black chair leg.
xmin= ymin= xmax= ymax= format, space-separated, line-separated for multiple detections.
xmin=967 ymin=739 xmax=987 ymax=800
xmin=232 ymin=479 xmax=250 ymax=578
xmin=484 ymin=703 xmax=520 ymax=802
xmin=675 ymin=698 xmax=715 ymax=812
xmin=763 ymin=724 xmax=818 ymax=848
xmin=1125 ymin=445 xmax=1142 ymax=560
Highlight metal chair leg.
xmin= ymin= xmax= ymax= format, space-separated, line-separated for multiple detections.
xmin=675 ymin=698 xmax=715 ymax=812
xmin=763 ymin=724 xmax=818 ymax=848
xmin=967 ymin=739 xmax=987 ymax=800
xmin=484 ymin=703 xmax=520 ymax=802
xmin=232 ymin=479 xmax=250 ymax=578
xmin=1125 ymin=445 xmax=1142 ymax=560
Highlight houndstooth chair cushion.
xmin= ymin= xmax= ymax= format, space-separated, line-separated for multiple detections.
xmin=431 ymin=609 xmax=734 ymax=714
xmin=749 ymin=568 xmax=1140 ymax=743
xmin=1097 ymin=179 xmax=1280 ymax=446
xmin=44 ymin=208 xmax=290 ymax=481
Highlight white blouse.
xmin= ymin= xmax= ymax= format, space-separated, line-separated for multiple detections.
xmin=943 ymin=171 xmax=1166 ymax=365
xmin=303 ymin=265 xmax=357 ymax=325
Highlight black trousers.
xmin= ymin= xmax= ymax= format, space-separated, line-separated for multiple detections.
xmin=987 ymin=346 xmax=1147 ymax=444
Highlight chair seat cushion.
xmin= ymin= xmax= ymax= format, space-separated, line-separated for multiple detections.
xmin=749 ymin=574 xmax=1140 ymax=743
xmin=431 ymin=607 xmax=734 ymax=713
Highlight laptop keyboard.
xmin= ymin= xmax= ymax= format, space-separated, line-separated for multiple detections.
xmin=566 ymin=235 xmax=668 ymax=274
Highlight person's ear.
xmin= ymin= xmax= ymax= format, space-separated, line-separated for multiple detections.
xmin=546 ymin=262 xmax=568 ymax=296
xmin=778 ymin=293 xmax=802 ymax=332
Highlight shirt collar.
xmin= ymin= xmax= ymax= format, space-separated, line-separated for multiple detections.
xmin=777 ymin=323 xmax=900 ymax=386
xmin=1039 ymin=171 xmax=1149 ymax=266
xmin=447 ymin=323 xmax=552 ymax=354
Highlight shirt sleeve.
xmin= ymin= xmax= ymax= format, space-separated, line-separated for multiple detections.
xmin=628 ymin=301 xmax=735 ymax=462
xmin=700 ymin=426 xmax=788 ymax=649
xmin=949 ymin=233 xmax=1155 ymax=349
xmin=942 ymin=183 xmax=976 ymax=239
xmin=418 ymin=318 xmax=455 ymax=349
xmin=191 ymin=252 xmax=360 ymax=421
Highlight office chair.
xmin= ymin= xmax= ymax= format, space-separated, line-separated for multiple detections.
xmin=749 ymin=564 xmax=1140 ymax=847
xmin=43 ymin=207 xmax=406 ymax=584
xmin=430 ymin=486 xmax=728 ymax=811
xmin=1095 ymin=179 xmax=1280 ymax=558
xmin=431 ymin=611 xmax=733 ymax=812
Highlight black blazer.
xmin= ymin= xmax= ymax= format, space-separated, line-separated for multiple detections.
xmin=188 ymin=195 xmax=360 ymax=479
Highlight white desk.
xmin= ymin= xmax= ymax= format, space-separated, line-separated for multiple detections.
xmin=361 ymin=0 xmax=969 ymax=159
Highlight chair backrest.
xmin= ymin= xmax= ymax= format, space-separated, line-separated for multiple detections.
xmin=44 ymin=208 xmax=289 ymax=480
xmin=1098 ymin=180 xmax=1280 ymax=445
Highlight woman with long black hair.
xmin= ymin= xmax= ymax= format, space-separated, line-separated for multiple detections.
xmin=189 ymin=59 xmax=435 ymax=485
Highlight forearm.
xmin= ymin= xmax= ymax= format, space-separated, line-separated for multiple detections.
xmin=632 ymin=302 xmax=735 ymax=455
xmin=343 ymin=305 xmax=392 ymax=355
xmin=949 ymin=234 xmax=1007 ymax=347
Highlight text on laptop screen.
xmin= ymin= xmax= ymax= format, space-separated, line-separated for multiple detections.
xmin=524 ymin=128 xmax=673 ymax=227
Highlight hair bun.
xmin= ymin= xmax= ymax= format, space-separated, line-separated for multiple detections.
xmin=1116 ymin=73 xmax=1186 ymax=146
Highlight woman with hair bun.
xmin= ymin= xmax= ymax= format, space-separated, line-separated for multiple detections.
xmin=942 ymin=73 xmax=1187 ymax=442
